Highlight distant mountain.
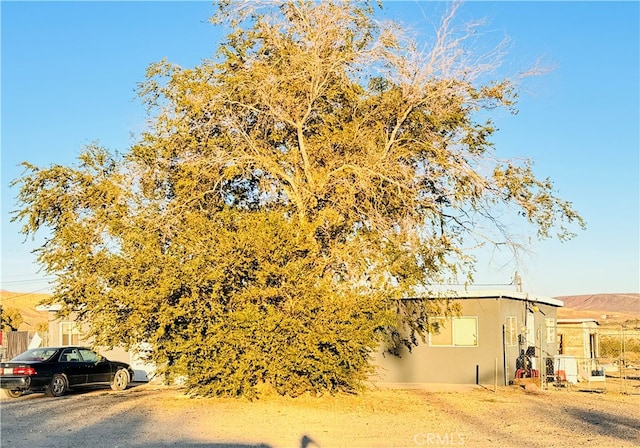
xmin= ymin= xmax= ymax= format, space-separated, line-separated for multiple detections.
xmin=556 ymin=293 xmax=640 ymax=323
xmin=0 ymin=290 xmax=51 ymax=331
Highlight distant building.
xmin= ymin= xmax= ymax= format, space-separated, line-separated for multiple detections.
xmin=557 ymin=318 xmax=599 ymax=358
xmin=556 ymin=318 xmax=602 ymax=384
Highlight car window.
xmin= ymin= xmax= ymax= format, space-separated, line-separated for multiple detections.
xmin=79 ymin=348 xmax=101 ymax=363
xmin=12 ymin=348 xmax=58 ymax=362
xmin=60 ymin=348 xmax=81 ymax=362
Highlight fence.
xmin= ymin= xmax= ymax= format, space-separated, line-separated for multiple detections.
xmin=539 ymin=324 xmax=640 ymax=394
xmin=0 ymin=331 xmax=30 ymax=361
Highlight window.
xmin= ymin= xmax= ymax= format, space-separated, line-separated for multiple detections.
xmin=14 ymin=348 xmax=58 ymax=362
xmin=60 ymin=348 xmax=80 ymax=362
xmin=430 ymin=317 xmax=478 ymax=347
xmin=545 ymin=318 xmax=556 ymax=343
xmin=60 ymin=322 xmax=84 ymax=346
xmin=505 ymin=316 xmax=517 ymax=346
xmin=79 ymin=348 xmax=100 ymax=363
xmin=430 ymin=319 xmax=453 ymax=346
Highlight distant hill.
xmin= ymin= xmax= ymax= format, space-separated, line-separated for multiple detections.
xmin=556 ymin=293 xmax=640 ymax=323
xmin=0 ymin=290 xmax=51 ymax=331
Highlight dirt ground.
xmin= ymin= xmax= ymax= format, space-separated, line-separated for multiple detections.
xmin=2 ymin=382 xmax=639 ymax=448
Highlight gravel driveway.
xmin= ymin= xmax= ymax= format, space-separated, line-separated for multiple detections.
xmin=1 ymin=382 xmax=639 ymax=448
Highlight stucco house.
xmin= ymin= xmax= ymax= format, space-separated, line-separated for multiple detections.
xmin=35 ymin=304 xmax=153 ymax=382
xmin=372 ymin=290 xmax=563 ymax=387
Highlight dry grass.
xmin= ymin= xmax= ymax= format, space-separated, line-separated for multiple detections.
xmin=122 ymin=383 xmax=640 ymax=447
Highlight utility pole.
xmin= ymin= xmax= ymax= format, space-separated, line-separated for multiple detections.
xmin=513 ymin=272 xmax=523 ymax=292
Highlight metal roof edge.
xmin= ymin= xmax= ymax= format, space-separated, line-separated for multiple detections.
xmin=403 ymin=289 xmax=564 ymax=308
xmin=557 ymin=318 xmax=600 ymax=325
xmin=35 ymin=304 xmax=62 ymax=312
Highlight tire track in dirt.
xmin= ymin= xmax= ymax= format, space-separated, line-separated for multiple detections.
xmin=412 ymin=388 xmax=640 ymax=448
xmin=412 ymin=391 xmax=538 ymax=447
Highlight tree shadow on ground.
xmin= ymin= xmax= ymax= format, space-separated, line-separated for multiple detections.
xmin=128 ymin=437 xmax=320 ymax=448
xmin=1 ymin=389 xmax=324 ymax=448
xmin=0 ymin=390 xmax=280 ymax=448
xmin=124 ymin=444 xmax=272 ymax=448
xmin=567 ymin=406 xmax=640 ymax=443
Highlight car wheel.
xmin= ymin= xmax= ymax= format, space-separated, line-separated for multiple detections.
xmin=2 ymin=389 xmax=23 ymax=398
xmin=111 ymin=369 xmax=129 ymax=391
xmin=45 ymin=374 xmax=67 ymax=397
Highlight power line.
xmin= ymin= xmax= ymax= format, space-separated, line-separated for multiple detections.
xmin=0 ymin=287 xmax=52 ymax=299
xmin=0 ymin=278 xmax=55 ymax=285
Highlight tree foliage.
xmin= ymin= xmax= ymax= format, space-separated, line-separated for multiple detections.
xmin=12 ymin=1 xmax=583 ymax=397
xmin=0 ymin=307 xmax=24 ymax=332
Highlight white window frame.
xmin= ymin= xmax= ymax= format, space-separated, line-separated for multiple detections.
xmin=505 ymin=316 xmax=517 ymax=346
xmin=429 ymin=317 xmax=478 ymax=347
xmin=59 ymin=321 xmax=84 ymax=346
xmin=545 ymin=318 xmax=556 ymax=343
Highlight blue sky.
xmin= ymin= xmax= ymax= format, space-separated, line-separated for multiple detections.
xmin=1 ymin=1 xmax=638 ymax=298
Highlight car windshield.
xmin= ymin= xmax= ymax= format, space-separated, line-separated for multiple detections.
xmin=11 ymin=348 xmax=59 ymax=362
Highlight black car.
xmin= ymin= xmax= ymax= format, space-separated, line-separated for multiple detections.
xmin=0 ymin=346 xmax=135 ymax=398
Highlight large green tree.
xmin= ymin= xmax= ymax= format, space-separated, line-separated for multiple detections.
xmin=13 ymin=1 xmax=583 ymax=397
